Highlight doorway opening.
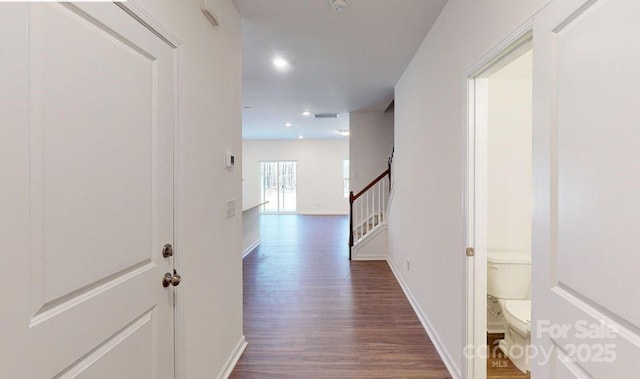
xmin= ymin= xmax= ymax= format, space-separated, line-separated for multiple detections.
xmin=466 ymin=31 xmax=533 ymax=379
xmin=260 ymin=161 xmax=297 ymax=213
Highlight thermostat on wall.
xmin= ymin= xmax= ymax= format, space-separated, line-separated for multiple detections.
xmin=224 ymin=152 xmax=235 ymax=169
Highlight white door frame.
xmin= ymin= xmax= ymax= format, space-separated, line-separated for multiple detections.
xmin=463 ymin=21 xmax=534 ymax=379
xmin=116 ymin=2 xmax=185 ymax=378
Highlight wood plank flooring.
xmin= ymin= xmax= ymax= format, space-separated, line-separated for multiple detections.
xmin=231 ymin=215 xmax=451 ymax=378
xmin=487 ymin=333 xmax=530 ymax=378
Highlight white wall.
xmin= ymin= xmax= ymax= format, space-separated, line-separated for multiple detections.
xmin=389 ymin=0 xmax=548 ymax=377
xmin=349 ymin=111 xmax=394 ymax=192
xmin=487 ymin=53 xmax=532 ymax=254
xmin=242 ymin=207 xmax=260 ymax=257
xmin=243 ymin=139 xmax=349 ymax=214
xmin=131 ymin=0 xmax=244 ymax=376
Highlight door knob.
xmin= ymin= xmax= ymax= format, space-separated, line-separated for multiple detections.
xmin=162 ymin=270 xmax=182 ymax=288
xmin=171 ymin=271 xmax=181 ymax=286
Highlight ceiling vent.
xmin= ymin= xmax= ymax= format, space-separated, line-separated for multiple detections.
xmin=314 ymin=113 xmax=340 ymax=119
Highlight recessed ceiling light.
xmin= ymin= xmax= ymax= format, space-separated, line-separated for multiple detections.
xmin=284 ymin=122 xmax=292 ymax=127
xmin=337 ymin=129 xmax=350 ymax=136
xmin=302 ymin=111 xmax=312 ymax=116
xmin=298 ymin=135 xmax=304 ymax=139
xmin=272 ymin=57 xmax=290 ymax=71
xmin=243 ymin=106 xmax=252 ymax=109
xmin=330 ymin=0 xmax=348 ymax=12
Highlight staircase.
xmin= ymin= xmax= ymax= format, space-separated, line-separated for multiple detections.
xmin=349 ymin=156 xmax=393 ymax=260
xmin=353 ymin=213 xmax=383 ymax=240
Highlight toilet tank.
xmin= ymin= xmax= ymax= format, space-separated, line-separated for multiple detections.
xmin=487 ymin=251 xmax=531 ymax=299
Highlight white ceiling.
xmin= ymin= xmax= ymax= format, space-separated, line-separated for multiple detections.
xmin=235 ymin=0 xmax=448 ymax=140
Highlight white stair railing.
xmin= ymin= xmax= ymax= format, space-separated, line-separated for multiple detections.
xmin=349 ymin=164 xmax=391 ymax=258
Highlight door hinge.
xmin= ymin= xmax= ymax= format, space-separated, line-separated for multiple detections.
xmin=466 ymin=247 xmax=475 ymax=257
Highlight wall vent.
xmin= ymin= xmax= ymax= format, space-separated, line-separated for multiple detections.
xmin=314 ymin=113 xmax=340 ymax=119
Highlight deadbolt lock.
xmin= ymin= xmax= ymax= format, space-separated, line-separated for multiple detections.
xmin=162 ymin=243 xmax=173 ymax=258
xmin=162 ymin=270 xmax=182 ymax=288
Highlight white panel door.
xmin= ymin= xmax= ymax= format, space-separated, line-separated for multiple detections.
xmin=532 ymin=0 xmax=640 ymax=377
xmin=0 ymin=3 xmax=176 ymax=378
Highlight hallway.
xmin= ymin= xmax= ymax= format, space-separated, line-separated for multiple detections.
xmin=231 ymin=215 xmax=450 ymax=378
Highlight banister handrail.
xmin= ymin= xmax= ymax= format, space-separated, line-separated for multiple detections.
xmin=351 ymin=169 xmax=390 ymax=201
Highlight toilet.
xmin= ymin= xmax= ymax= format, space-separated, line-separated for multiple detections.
xmin=487 ymin=251 xmax=531 ymax=373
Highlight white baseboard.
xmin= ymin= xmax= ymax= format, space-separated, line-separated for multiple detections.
xmin=351 ymin=255 xmax=387 ymax=261
xmin=216 ymin=335 xmax=247 ymax=379
xmin=386 ymin=259 xmax=461 ymax=379
xmin=242 ymin=240 xmax=261 ymax=259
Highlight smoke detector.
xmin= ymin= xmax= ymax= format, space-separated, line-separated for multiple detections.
xmin=330 ymin=0 xmax=348 ymax=12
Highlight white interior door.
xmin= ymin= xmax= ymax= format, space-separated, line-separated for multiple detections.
xmin=533 ymin=0 xmax=640 ymax=377
xmin=1 ymin=3 xmax=176 ymax=377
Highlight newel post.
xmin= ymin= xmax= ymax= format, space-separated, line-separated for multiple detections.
xmin=349 ymin=191 xmax=354 ymax=260
xmin=387 ymin=160 xmax=392 ymax=192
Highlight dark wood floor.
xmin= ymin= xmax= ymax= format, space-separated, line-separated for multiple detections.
xmin=487 ymin=333 xmax=530 ymax=379
xmin=231 ymin=215 xmax=451 ymax=378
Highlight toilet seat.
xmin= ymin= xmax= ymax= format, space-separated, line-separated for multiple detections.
xmin=499 ymin=299 xmax=531 ymax=336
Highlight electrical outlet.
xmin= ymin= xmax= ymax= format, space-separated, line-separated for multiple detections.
xmin=406 ymin=259 xmax=411 ymax=271
xmin=226 ymin=199 xmax=235 ymax=218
